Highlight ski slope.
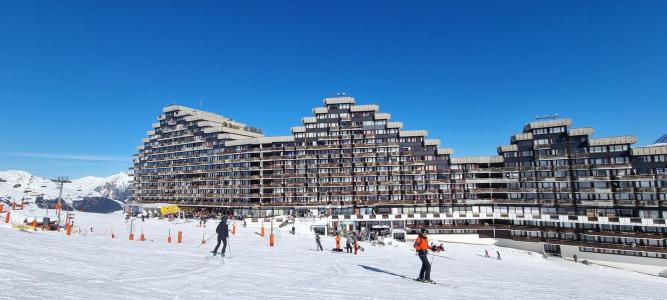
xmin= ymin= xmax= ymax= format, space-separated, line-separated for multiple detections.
xmin=1 ymin=209 xmax=665 ymax=300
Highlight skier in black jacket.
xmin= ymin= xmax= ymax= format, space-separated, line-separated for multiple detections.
xmin=212 ymin=216 xmax=229 ymax=257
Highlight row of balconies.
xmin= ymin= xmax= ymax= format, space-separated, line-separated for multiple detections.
xmin=135 ymin=176 xmax=666 ymax=196
xmin=327 ymin=213 xmax=667 ymax=228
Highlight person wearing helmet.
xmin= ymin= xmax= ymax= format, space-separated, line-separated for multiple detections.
xmin=414 ymin=228 xmax=436 ymax=283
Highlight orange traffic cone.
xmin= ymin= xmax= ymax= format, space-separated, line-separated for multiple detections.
xmin=129 ymin=233 xmax=134 ymax=240
xmin=0 ymin=204 xmax=4 ymax=213
xmin=168 ymin=229 xmax=172 ymax=243
xmin=201 ymin=232 xmax=206 ymax=245
xmin=11 ymin=202 xmax=16 ymax=210
xmin=20 ymin=200 xmax=24 ymax=210
xmin=270 ymin=233 xmax=275 ymax=247
xmin=261 ymin=226 xmax=265 ymax=237
xmin=177 ymin=231 xmax=183 ymax=243
xmin=232 ymin=224 xmax=236 ymax=235
xmin=4 ymin=211 xmax=9 ymax=223
xmin=66 ymin=223 xmax=72 ymax=236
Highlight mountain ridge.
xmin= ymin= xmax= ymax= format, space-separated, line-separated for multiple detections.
xmin=0 ymin=170 xmax=132 ymax=213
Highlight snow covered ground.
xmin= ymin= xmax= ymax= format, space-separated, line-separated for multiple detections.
xmin=1 ymin=208 xmax=665 ymax=300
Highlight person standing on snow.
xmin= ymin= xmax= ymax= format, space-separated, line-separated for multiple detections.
xmin=315 ymin=233 xmax=324 ymax=251
xmin=496 ymin=250 xmax=501 ymax=260
xmin=414 ymin=229 xmax=437 ymax=283
xmin=212 ymin=216 xmax=230 ymax=257
xmin=335 ymin=234 xmax=342 ymax=251
xmin=346 ymin=238 xmax=353 ymax=253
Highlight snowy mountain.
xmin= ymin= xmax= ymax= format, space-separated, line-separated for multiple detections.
xmin=0 ymin=170 xmax=132 ymax=213
xmin=655 ymin=134 xmax=667 ymax=144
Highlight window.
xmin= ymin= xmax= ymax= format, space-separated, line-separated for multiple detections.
xmin=609 ymin=145 xmax=628 ymax=152
xmin=589 ymin=146 xmax=606 ymax=153
xmin=504 ymin=152 xmax=517 ymax=158
xmin=611 ymin=157 xmax=628 ymax=164
xmin=534 ymin=139 xmax=549 ymax=145
xmin=591 ymin=158 xmax=607 ymax=165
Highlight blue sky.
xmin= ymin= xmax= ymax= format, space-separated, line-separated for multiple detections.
xmin=1 ymin=1 xmax=666 ymax=178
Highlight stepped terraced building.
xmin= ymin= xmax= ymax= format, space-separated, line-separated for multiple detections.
xmin=132 ymin=95 xmax=667 ymax=270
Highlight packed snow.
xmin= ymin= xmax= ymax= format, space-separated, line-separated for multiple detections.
xmin=0 ymin=207 xmax=665 ymax=300
xmin=0 ymin=170 xmax=132 ymax=204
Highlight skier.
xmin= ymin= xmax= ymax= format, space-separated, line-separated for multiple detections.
xmin=243 ymin=219 xmax=247 ymax=228
xmin=291 ymin=225 xmax=296 ymax=235
xmin=484 ymin=249 xmax=490 ymax=258
xmin=346 ymin=238 xmax=353 ymax=253
xmin=212 ymin=216 xmax=230 ymax=257
xmin=573 ymin=254 xmax=578 ymax=263
xmin=414 ymin=229 xmax=437 ymax=283
xmin=315 ymin=233 xmax=324 ymax=251
xmin=496 ymin=250 xmax=501 ymax=260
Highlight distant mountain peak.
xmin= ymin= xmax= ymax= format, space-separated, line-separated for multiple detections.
xmin=0 ymin=170 xmax=132 ymax=205
xmin=656 ymin=134 xmax=667 ymax=144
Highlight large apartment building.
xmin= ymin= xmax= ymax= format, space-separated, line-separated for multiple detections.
xmin=132 ymin=95 xmax=667 ymax=268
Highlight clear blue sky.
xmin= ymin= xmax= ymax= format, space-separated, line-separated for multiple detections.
xmin=1 ymin=1 xmax=666 ymax=178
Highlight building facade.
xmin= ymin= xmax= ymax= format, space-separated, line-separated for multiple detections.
xmin=132 ymin=95 xmax=667 ymax=264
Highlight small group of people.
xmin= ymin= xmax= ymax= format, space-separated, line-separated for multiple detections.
xmin=345 ymin=236 xmax=362 ymax=254
xmin=313 ymin=232 xmax=362 ymax=254
xmin=198 ymin=215 xmax=208 ymax=228
xmin=483 ymin=249 xmax=501 ymax=260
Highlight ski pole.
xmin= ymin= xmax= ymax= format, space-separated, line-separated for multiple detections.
xmin=227 ymin=223 xmax=232 ymax=258
xmin=205 ymin=233 xmax=216 ymax=242
xmin=429 ymin=253 xmax=455 ymax=260
xmin=228 ymin=235 xmax=231 ymax=258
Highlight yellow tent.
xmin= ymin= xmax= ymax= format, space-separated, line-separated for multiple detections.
xmin=160 ymin=205 xmax=180 ymax=215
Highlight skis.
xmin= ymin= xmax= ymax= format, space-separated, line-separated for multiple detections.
xmin=358 ymin=265 xmax=455 ymax=288
xmin=414 ymin=279 xmax=437 ymax=285
xmin=211 ymin=251 xmax=225 ymax=258
xmin=410 ymin=278 xmax=455 ymax=287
